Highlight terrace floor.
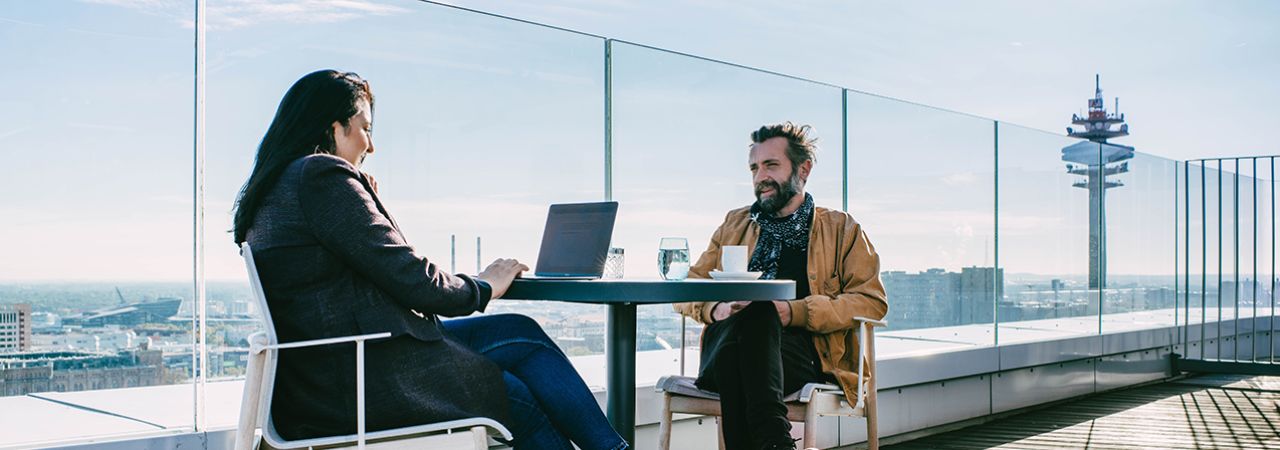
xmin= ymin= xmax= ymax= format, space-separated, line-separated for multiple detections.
xmin=886 ymin=374 xmax=1280 ymax=450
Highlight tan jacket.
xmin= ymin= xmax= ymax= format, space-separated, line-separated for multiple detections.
xmin=674 ymin=204 xmax=888 ymax=403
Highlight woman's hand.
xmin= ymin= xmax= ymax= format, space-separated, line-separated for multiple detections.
xmin=477 ymin=258 xmax=529 ymax=299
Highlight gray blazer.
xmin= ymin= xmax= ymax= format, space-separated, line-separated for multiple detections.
xmin=246 ymin=153 xmax=508 ymax=440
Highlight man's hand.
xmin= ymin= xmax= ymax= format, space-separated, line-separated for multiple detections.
xmin=773 ymin=300 xmax=793 ymax=327
xmin=711 ymin=301 xmax=750 ymax=322
xmin=476 ymin=258 xmax=529 ymax=299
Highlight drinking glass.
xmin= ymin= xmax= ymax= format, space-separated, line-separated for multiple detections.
xmin=658 ymin=237 xmax=690 ymax=281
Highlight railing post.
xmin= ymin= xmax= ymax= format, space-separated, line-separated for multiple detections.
xmin=1234 ymin=159 xmax=1240 ymax=361
xmin=357 ymin=339 xmax=367 ymax=450
xmin=1253 ymin=158 xmax=1258 ymax=361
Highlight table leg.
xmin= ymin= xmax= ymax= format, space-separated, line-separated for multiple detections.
xmin=607 ymin=302 xmax=636 ymax=445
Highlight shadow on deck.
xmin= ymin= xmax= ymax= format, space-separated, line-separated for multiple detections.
xmin=886 ymin=374 xmax=1280 ymax=449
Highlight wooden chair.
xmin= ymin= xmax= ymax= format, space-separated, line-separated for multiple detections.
xmin=233 ymin=242 xmax=512 ymax=450
xmin=655 ymin=317 xmax=886 ymax=450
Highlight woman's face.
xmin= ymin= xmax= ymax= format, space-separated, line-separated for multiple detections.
xmin=333 ymin=98 xmax=373 ymax=167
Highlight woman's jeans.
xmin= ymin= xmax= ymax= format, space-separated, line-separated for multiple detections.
xmin=443 ymin=313 xmax=629 ymax=450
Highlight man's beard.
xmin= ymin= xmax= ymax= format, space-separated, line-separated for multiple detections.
xmin=754 ymin=170 xmax=804 ymax=216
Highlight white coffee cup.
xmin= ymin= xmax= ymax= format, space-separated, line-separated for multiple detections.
xmin=722 ymin=245 xmax=748 ymax=273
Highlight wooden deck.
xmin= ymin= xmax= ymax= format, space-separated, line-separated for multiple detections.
xmin=886 ymin=375 xmax=1280 ymax=449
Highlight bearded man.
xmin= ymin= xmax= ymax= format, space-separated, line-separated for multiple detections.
xmin=674 ymin=122 xmax=889 ymax=450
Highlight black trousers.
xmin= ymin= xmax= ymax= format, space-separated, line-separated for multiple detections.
xmin=696 ymin=302 xmax=832 ymax=450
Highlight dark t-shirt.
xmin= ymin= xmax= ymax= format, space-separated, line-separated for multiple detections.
xmin=776 ymin=245 xmax=811 ymax=300
xmin=772 ymin=217 xmax=831 ymax=383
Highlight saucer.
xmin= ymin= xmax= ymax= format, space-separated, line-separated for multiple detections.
xmin=709 ymin=271 xmax=763 ymax=280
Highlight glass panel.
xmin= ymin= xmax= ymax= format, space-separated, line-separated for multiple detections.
xmin=1186 ymin=161 xmax=1207 ymax=356
xmin=845 ymin=93 xmax=995 ymax=356
xmin=0 ymin=0 xmax=195 ymax=439
xmin=996 ymin=125 xmax=1099 ymax=344
xmin=1176 ymin=161 xmax=1186 ymax=345
xmin=610 ymin=41 xmax=844 ymax=379
xmin=1206 ymin=159 xmax=1227 ymax=359
xmin=204 ymin=0 xmax=605 ymax=386
xmin=1231 ymin=160 xmax=1252 ymax=361
xmin=1269 ymin=164 xmax=1279 ymax=362
xmin=1245 ymin=159 xmax=1272 ymax=361
xmin=1101 ymin=151 xmax=1177 ymax=332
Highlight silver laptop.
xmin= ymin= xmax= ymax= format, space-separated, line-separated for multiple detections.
xmin=523 ymin=201 xmax=619 ymax=280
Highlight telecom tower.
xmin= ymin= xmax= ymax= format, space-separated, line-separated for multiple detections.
xmin=1063 ymin=74 xmax=1134 ymax=289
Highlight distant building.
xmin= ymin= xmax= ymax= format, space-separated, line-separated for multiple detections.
xmin=62 ymin=298 xmax=181 ymax=328
xmin=32 ymin=328 xmax=138 ymax=353
xmin=0 ymin=349 xmax=163 ymax=396
xmin=0 ymin=304 xmax=32 ymax=353
xmin=882 ymin=267 xmax=1003 ymax=330
xmin=959 ymin=267 xmax=1002 ymax=324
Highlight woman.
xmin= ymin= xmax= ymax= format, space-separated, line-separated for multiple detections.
xmin=233 ymin=69 xmax=627 ymax=450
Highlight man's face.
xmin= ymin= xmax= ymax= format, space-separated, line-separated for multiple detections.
xmin=749 ymin=137 xmax=809 ymax=215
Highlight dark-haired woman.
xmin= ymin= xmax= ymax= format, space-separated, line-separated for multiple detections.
xmin=234 ymin=70 xmax=627 ymax=450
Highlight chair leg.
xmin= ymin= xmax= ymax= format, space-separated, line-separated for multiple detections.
xmin=866 ymin=329 xmax=879 ymax=450
xmin=716 ymin=417 xmax=727 ymax=450
xmin=470 ymin=426 xmax=487 ymax=449
xmin=865 ymin=387 xmax=879 ymax=450
xmin=802 ymin=401 xmax=820 ymax=448
xmin=234 ymin=350 xmax=266 ymax=450
xmin=658 ymin=394 xmax=674 ymax=450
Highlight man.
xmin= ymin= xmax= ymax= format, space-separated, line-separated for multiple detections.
xmin=674 ymin=122 xmax=888 ymax=450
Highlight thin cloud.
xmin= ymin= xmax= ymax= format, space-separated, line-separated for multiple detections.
xmin=942 ymin=172 xmax=977 ymax=186
xmin=0 ymin=126 xmax=32 ymax=141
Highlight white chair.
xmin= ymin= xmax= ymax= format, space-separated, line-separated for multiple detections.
xmin=234 ymin=242 xmax=512 ymax=450
xmin=655 ymin=317 xmax=886 ymax=450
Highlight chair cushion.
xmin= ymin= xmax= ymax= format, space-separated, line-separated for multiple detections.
xmin=656 ymin=376 xmax=833 ymax=403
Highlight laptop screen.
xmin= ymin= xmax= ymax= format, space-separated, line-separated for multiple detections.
xmin=534 ymin=202 xmax=618 ymax=277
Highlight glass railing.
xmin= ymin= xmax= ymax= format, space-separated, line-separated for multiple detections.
xmin=848 ymin=93 xmax=995 ymax=353
xmin=1177 ymin=157 xmax=1278 ymax=362
xmin=1101 ymin=151 xmax=1178 ymax=333
xmin=996 ymin=124 xmax=1100 ymax=343
xmin=202 ymin=0 xmax=609 ymax=366
xmin=609 ymin=40 xmax=845 ymax=370
xmin=2 ymin=0 xmax=1265 ymax=443
xmin=0 ymin=0 xmax=196 ymax=430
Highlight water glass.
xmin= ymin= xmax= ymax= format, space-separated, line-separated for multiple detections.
xmin=603 ymin=247 xmax=625 ymax=279
xmin=658 ymin=237 xmax=690 ymax=281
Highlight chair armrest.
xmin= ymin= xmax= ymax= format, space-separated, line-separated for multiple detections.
xmin=250 ymin=332 xmax=393 ymax=354
xmin=247 ymin=332 xmax=394 ymax=450
xmin=797 ymin=382 xmax=843 ymax=403
xmin=852 ymin=316 xmax=888 ymax=327
xmin=383 ymin=417 xmax=513 ymax=441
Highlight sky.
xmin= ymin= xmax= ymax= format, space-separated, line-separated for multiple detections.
xmin=0 ymin=0 xmax=1274 ymax=282
xmin=447 ymin=0 xmax=1280 ymax=162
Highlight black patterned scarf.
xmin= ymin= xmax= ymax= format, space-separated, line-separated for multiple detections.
xmin=748 ymin=193 xmax=814 ymax=280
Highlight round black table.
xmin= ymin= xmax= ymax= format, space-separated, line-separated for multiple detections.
xmin=502 ymin=278 xmax=795 ymax=444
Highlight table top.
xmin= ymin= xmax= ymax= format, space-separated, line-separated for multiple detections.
xmin=502 ymin=278 xmax=796 ymax=304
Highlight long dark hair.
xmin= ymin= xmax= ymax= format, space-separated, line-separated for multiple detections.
xmin=232 ymin=69 xmax=374 ymax=244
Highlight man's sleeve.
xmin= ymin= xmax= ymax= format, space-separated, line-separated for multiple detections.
xmin=673 ymin=213 xmax=730 ymax=324
xmin=787 ymin=221 xmax=888 ymax=334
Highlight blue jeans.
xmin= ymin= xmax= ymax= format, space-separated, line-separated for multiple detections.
xmin=442 ymin=314 xmax=628 ymax=450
